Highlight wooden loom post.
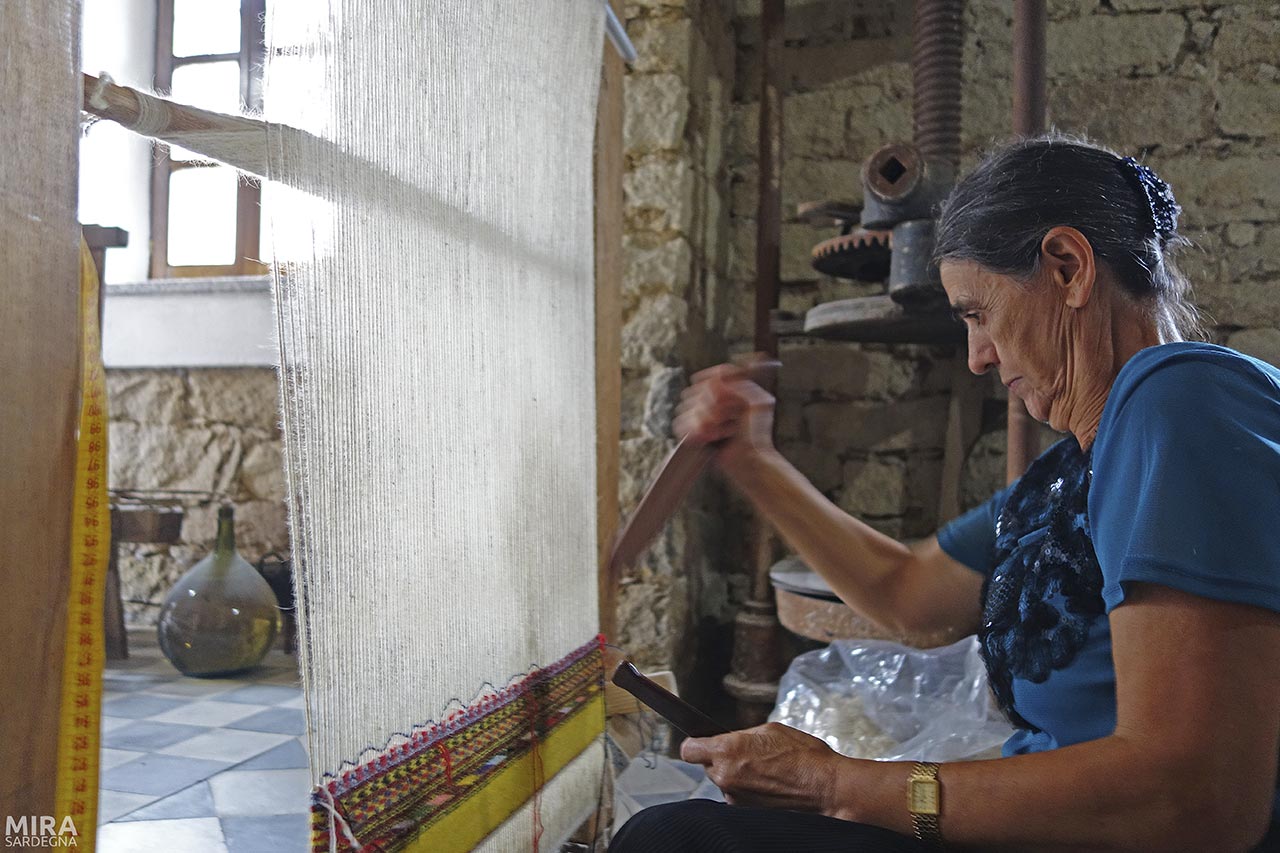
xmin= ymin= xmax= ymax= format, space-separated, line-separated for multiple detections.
xmin=0 ymin=2 xmax=82 ymax=815
xmin=595 ymin=1 xmax=625 ymax=643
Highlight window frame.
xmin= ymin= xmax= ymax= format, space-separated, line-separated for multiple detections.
xmin=150 ymin=0 xmax=267 ymax=279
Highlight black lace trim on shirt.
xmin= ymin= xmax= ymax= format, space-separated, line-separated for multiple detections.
xmin=979 ymin=439 xmax=1106 ymax=731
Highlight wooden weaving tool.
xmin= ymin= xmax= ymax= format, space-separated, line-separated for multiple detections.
xmin=606 ymin=359 xmax=780 ymax=577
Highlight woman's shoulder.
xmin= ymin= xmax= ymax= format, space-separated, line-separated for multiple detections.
xmin=1101 ymin=341 xmax=1280 ymax=431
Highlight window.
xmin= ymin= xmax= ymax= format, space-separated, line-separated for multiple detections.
xmin=151 ymin=0 xmax=267 ymax=278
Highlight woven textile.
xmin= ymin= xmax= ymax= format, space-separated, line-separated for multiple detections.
xmin=261 ymin=2 xmax=607 ymax=850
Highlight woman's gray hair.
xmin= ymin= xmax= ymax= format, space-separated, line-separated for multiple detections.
xmin=934 ymin=133 xmax=1203 ymax=341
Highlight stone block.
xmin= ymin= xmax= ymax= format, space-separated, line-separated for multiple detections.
xmin=630 ymin=16 xmax=693 ymax=75
xmin=729 ymin=221 xmax=757 ymax=282
xmin=781 ymin=222 xmax=830 ymax=283
xmin=961 ymin=81 xmax=1013 ymax=154
xmin=904 ymin=452 xmax=946 ymax=527
xmin=730 ymin=165 xmax=758 ymax=219
xmin=838 ymin=455 xmax=908 ymax=518
xmin=621 ymin=371 xmax=652 ymax=438
xmin=959 ymin=428 xmax=1007 ymax=513
xmin=239 ymin=440 xmax=287 ymax=502
xmin=642 ymin=366 xmax=687 ymax=438
xmin=962 ymin=0 xmax=1014 ymax=83
xmin=1216 ymin=79 xmax=1280 ymax=138
xmin=179 ymin=502 xmax=218 ymax=547
xmin=784 ymin=158 xmax=864 ymax=216
xmin=622 ymin=291 xmax=691 ymax=369
xmin=1108 ymin=0 xmax=1204 ymax=8
xmin=109 ymin=422 xmax=243 ymax=494
xmin=617 ymin=575 xmax=681 ymax=669
xmin=774 ymin=393 xmax=807 ymax=443
xmin=1047 ymin=13 xmax=1184 ymax=79
xmin=1050 ymin=78 xmax=1213 ymax=149
xmin=625 ymin=156 xmax=696 ymax=233
xmin=1225 ymin=222 xmax=1258 ymax=248
xmin=1184 ymin=223 xmax=1280 ymax=292
xmin=620 ymin=435 xmax=678 ymax=512
xmin=1153 ymin=153 xmax=1280 ymax=224
xmin=783 ymin=88 xmax=853 ymax=160
xmin=118 ymin=544 xmax=194 ymax=626
xmin=1214 ymin=18 xmax=1280 ymax=71
xmin=1226 ymin=328 xmax=1280 ymax=369
xmin=107 ymin=370 xmax=189 ymax=425
xmin=1196 ymin=276 xmax=1280 ymax=329
xmin=233 ymin=499 xmax=290 ymax=559
xmin=777 ymin=342 xmax=919 ymax=401
xmin=625 ymin=73 xmax=690 ymax=153
xmin=623 ymin=235 xmax=694 ymax=298
xmin=778 ymin=441 xmax=842 ymax=494
xmin=805 ymin=395 xmax=950 ymax=453
xmin=186 ymin=368 xmax=281 ymax=432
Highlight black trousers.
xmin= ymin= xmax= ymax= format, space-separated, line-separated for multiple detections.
xmin=611 ymin=799 xmax=1280 ymax=852
xmin=610 ymin=799 xmax=933 ymax=853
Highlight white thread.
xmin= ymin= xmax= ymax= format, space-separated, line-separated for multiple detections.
xmin=319 ymin=785 xmax=362 ymax=851
xmin=87 ymin=71 xmax=113 ymax=111
xmin=130 ymin=91 xmax=172 ymax=137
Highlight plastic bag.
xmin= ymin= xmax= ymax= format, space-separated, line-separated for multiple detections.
xmin=769 ymin=635 xmax=1014 ymax=762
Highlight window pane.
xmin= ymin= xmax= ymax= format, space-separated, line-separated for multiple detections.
xmin=168 ymin=166 xmax=239 ymax=267
xmin=172 ymin=0 xmax=241 ymax=57
xmin=169 ymin=61 xmax=243 ymax=160
xmin=171 ymin=60 xmax=242 ymax=112
xmin=260 ymin=180 xmax=331 ymax=264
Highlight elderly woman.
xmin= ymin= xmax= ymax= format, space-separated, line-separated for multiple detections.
xmin=611 ymin=136 xmax=1280 ymax=852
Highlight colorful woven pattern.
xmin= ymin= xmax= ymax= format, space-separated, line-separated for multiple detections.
xmin=311 ymin=638 xmax=606 ymax=852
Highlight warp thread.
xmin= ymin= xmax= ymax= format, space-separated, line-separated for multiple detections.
xmin=527 ymin=667 xmax=546 ymax=853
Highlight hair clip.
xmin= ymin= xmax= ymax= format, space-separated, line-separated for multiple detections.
xmin=1120 ymin=156 xmax=1181 ymax=243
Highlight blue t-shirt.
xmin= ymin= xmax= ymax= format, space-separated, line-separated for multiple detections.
xmin=939 ymin=342 xmax=1280 ymax=764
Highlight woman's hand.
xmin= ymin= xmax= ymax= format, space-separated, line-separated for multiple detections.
xmin=679 ymin=722 xmax=862 ymax=819
xmin=672 ymin=361 xmax=778 ymax=479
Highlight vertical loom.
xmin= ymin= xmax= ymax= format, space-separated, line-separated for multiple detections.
xmin=265 ymin=3 xmax=609 ymax=850
xmin=79 ymin=1 xmax=616 ymax=849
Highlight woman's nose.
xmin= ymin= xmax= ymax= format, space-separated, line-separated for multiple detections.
xmin=967 ymin=334 xmax=997 ymax=376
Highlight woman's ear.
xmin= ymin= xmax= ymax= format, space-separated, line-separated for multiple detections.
xmin=1039 ymin=226 xmax=1096 ymax=309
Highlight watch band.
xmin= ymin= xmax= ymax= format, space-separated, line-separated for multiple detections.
xmin=908 ymin=761 xmax=943 ymax=845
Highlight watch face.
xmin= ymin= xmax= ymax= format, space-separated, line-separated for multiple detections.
xmin=909 ymin=779 xmax=939 ymax=814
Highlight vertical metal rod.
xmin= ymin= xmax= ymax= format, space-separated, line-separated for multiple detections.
xmin=1012 ymin=0 xmax=1047 ymax=137
xmin=723 ymin=0 xmax=786 ymax=730
xmin=750 ymin=0 xmax=783 ymax=603
xmin=1006 ymin=0 xmax=1046 ymax=483
xmin=753 ymin=0 xmax=783 ymax=364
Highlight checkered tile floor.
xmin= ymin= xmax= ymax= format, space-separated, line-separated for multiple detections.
xmin=98 ymin=629 xmax=309 ymax=852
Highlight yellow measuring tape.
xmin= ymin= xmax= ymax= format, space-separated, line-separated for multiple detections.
xmin=54 ymin=239 xmax=110 ymax=849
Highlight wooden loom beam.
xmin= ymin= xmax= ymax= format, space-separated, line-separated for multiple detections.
xmin=81 ymin=72 xmax=267 ymax=141
xmin=595 ymin=3 xmax=625 ymax=643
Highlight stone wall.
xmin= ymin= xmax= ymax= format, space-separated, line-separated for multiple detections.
xmin=107 ymin=368 xmax=288 ymax=625
xmin=617 ymin=0 xmax=749 ymax=706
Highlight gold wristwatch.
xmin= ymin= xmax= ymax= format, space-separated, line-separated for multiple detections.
xmin=907 ymin=761 xmax=943 ymax=844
